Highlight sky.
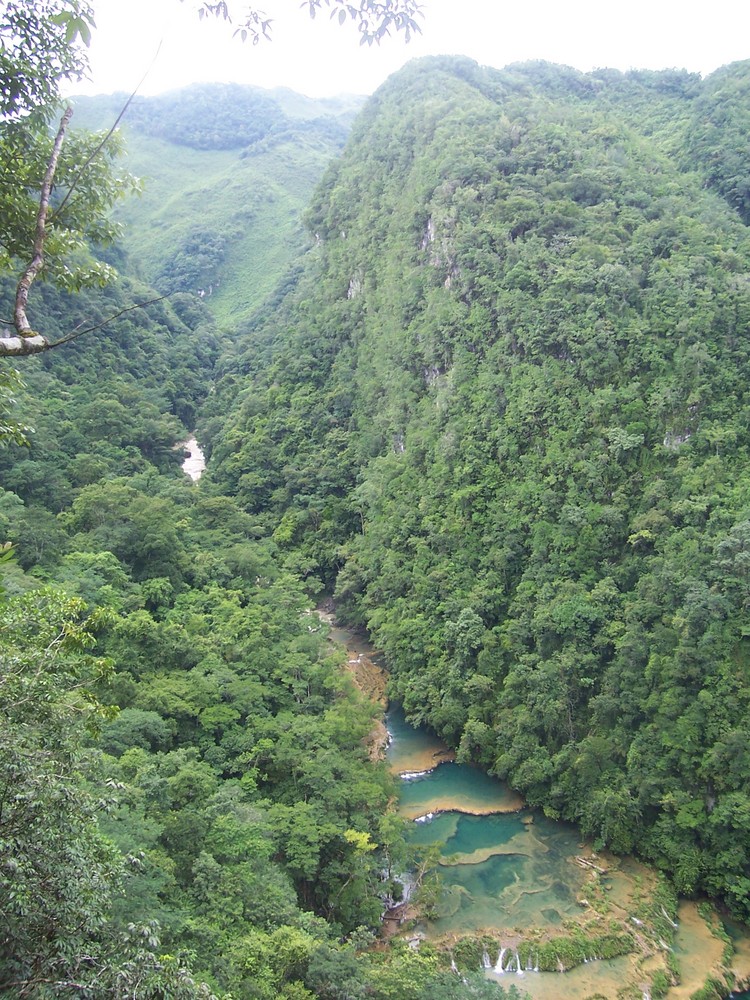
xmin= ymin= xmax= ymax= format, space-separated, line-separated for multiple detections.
xmin=74 ymin=0 xmax=750 ymax=100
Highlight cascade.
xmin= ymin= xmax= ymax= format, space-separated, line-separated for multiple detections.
xmin=386 ymin=702 xmax=749 ymax=999
xmin=180 ymin=436 xmax=205 ymax=481
xmin=661 ymin=906 xmax=679 ymax=929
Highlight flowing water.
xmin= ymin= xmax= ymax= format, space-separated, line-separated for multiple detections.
xmin=385 ymin=702 xmax=750 ymax=999
xmin=324 ymin=622 xmax=748 ymax=997
xmin=180 ymin=436 xmax=206 ymax=480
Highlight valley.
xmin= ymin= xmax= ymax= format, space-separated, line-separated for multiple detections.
xmin=3 ymin=41 xmax=750 ymax=1000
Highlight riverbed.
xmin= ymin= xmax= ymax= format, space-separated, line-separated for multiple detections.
xmin=330 ymin=622 xmax=749 ymax=999
xmin=387 ymin=704 xmax=746 ymax=998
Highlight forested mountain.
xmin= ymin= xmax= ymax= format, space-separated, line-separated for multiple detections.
xmin=203 ymin=55 xmax=750 ymax=921
xmin=5 ymin=49 xmax=750 ymax=1000
xmin=0 ymin=73 xmax=513 ymax=998
xmin=70 ymin=85 xmax=364 ymax=327
xmin=0 ymin=247 xmax=491 ymax=1000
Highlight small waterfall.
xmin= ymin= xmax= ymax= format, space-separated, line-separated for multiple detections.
xmin=414 ymin=812 xmax=436 ymax=823
xmin=514 ymin=950 xmax=523 ymax=975
xmin=482 ymin=951 xmax=492 ymax=969
xmin=180 ymin=436 xmax=206 ymax=481
xmin=661 ymin=906 xmax=679 ymax=929
xmin=494 ymin=947 xmax=506 ymax=973
xmin=450 ymin=958 xmax=458 ymax=974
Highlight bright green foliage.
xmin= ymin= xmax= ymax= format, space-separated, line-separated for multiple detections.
xmin=0 ymin=589 xmax=219 ymax=997
xmin=0 ymin=274 xmax=406 ymax=992
xmin=206 ymin=56 xmax=750 ymax=918
xmin=10 ymin=46 xmax=750 ymax=998
xmin=0 ymin=0 xmax=139 ymax=369
xmin=0 ymin=0 xmax=92 ymax=122
xmin=70 ymin=86 xmax=362 ymax=327
xmin=365 ymin=945 xmax=521 ymax=999
xmin=0 ymin=590 xmax=117 ymax=993
xmin=0 ymin=0 xmax=135 ymax=306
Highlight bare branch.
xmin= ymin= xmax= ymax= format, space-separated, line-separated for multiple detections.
xmin=54 ymin=42 xmax=163 ymax=223
xmin=0 ymin=294 xmax=171 ymax=357
xmin=13 ymin=107 xmax=74 ymax=338
xmin=0 ymin=333 xmax=51 ymax=357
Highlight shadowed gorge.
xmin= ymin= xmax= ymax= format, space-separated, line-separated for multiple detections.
xmin=205 ymin=56 xmax=750 ymax=928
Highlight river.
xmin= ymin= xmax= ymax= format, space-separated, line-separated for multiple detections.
xmin=386 ymin=703 xmax=750 ymax=998
xmin=180 ymin=436 xmax=206 ymax=480
xmin=321 ymin=618 xmax=750 ymax=1000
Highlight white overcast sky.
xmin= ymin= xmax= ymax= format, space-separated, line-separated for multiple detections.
xmin=74 ymin=0 xmax=749 ymax=99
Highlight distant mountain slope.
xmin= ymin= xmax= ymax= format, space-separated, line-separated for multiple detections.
xmin=71 ymin=84 xmax=364 ymax=328
xmin=202 ymin=56 xmax=750 ymax=917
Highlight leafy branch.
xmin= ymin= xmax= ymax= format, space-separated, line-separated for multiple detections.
xmin=195 ymin=0 xmax=424 ymax=45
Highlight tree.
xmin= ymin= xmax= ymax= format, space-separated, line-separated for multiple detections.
xmin=0 ymin=0 xmax=137 ymax=357
xmin=0 ymin=0 xmax=423 ymax=359
xmin=198 ymin=0 xmax=423 ymax=46
xmin=0 ymin=588 xmax=218 ymax=996
xmin=0 ymin=1 xmax=93 ymax=122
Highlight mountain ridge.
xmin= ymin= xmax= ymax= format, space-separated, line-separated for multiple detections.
xmin=203 ymin=55 xmax=750 ymax=918
xmin=69 ymin=83 xmax=365 ymax=327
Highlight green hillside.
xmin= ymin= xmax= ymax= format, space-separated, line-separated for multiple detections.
xmin=6 ymin=47 xmax=750 ymax=999
xmin=70 ymin=84 xmax=363 ymax=328
xmin=2 ymin=75 xmax=503 ymax=998
xmin=205 ymin=56 xmax=750 ymax=918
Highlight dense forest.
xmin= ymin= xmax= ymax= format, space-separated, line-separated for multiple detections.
xmin=3 ymin=13 xmax=750 ymax=997
xmin=0 ymin=39 xmax=521 ymax=997
xmin=0 ymin=234 xmax=518 ymax=1000
xmin=203 ymin=56 xmax=750 ymax=920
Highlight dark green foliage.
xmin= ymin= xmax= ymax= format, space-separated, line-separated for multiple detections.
xmin=685 ymin=60 xmax=750 ymax=223
xmin=689 ymin=978 xmax=729 ymax=1000
xmin=124 ymin=84 xmax=285 ymax=150
xmin=0 ymin=265 xmax=408 ymax=995
xmin=8 ymin=52 xmax=750 ymax=999
xmin=205 ymin=56 xmax=750 ymax=919
xmin=156 ymin=229 xmax=228 ymax=294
